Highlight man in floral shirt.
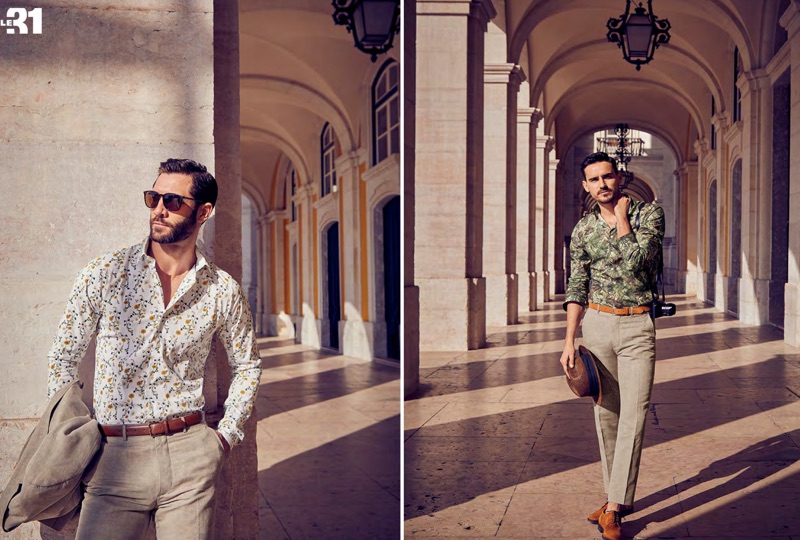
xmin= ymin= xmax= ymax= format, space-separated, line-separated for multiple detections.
xmin=559 ymin=152 xmax=664 ymax=540
xmin=47 ymin=159 xmax=262 ymax=539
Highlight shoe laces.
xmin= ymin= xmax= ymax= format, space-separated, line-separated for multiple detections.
xmin=606 ymin=510 xmax=622 ymax=526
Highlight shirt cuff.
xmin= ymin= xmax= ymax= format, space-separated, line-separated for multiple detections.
xmin=562 ymin=299 xmax=586 ymax=312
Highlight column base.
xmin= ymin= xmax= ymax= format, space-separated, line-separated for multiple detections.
xmin=485 ymin=273 xmax=519 ymax=326
xmin=299 ymin=311 xmax=321 ymax=349
xmin=418 ymin=276 xmax=486 ymax=351
xmin=342 ymin=319 xmax=375 ymax=361
xmin=738 ymin=277 xmax=770 ymax=325
xmin=404 ymin=285 xmax=420 ymax=398
xmin=715 ymin=274 xmax=729 ymax=313
xmin=785 ymin=283 xmax=800 ymax=346
xmin=684 ymin=269 xmax=699 ymax=296
xmin=269 ymin=313 xmax=296 ymax=339
xmin=537 ymin=271 xmax=551 ymax=303
xmin=552 ymin=269 xmax=565 ymax=295
xmin=528 ymin=271 xmax=538 ymax=311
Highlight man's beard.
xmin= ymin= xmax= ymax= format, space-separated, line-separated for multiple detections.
xmin=150 ymin=207 xmax=198 ymax=244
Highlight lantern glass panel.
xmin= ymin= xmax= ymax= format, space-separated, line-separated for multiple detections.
xmin=625 ymin=14 xmax=653 ymax=57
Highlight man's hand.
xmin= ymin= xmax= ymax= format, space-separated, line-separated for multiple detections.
xmin=215 ymin=430 xmax=231 ymax=454
xmin=614 ymin=193 xmax=631 ymax=218
xmin=560 ymin=343 xmax=576 ymax=377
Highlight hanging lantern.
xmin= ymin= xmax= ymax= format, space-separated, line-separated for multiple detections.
xmin=332 ymin=0 xmax=400 ymax=62
xmin=607 ymin=0 xmax=671 ymax=71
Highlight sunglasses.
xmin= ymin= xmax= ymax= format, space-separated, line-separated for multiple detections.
xmin=143 ymin=190 xmax=202 ymax=212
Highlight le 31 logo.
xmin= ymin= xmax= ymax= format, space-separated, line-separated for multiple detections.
xmin=2 ymin=8 xmax=42 ymax=34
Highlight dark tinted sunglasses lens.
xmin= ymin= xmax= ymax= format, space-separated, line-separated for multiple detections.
xmin=163 ymin=194 xmax=183 ymax=211
xmin=144 ymin=191 xmax=159 ymax=208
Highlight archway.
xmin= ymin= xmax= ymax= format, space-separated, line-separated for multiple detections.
xmin=323 ymin=223 xmax=341 ymax=350
xmin=382 ymin=196 xmax=400 ymax=360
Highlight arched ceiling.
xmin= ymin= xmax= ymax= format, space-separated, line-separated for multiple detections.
xmin=239 ymin=4 xmax=386 ymax=212
xmin=501 ymin=0 xmax=782 ymax=163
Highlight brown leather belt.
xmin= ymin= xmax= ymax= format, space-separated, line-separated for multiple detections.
xmin=100 ymin=411 xmax=205 ymax=437
xmin=589 ymin=302 xmax=650 ymax=316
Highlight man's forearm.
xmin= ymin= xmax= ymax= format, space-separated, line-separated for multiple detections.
xmin=564 ymin=301 xmax=585 ymax=345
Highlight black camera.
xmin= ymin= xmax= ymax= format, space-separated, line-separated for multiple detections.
xmin=650 ymin=300 xmax=677 ymax=319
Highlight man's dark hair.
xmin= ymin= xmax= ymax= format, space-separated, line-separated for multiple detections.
xmin=580 ymin=152 xmax=618 ymax=179
xmin=158 ymin=158 xmax=218 ymax=207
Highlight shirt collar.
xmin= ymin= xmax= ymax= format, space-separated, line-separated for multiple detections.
xmin=139 ymin=237 xmax=210 ymax=274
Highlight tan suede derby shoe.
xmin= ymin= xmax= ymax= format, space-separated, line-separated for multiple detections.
xmin=597 ymin=510 xmax=623 ymax=540
xmin=587 ymin=502 xmax=634 ymax=524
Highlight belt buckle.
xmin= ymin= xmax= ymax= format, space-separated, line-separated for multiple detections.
xmin=149 ymin=419 xmax=168 ymax=437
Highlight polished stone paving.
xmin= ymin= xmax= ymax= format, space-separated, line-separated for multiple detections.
xmin=404 ymin=296 xmax=800 ymax=539
xmin=256 ymin=338 xmax=401 ymax=539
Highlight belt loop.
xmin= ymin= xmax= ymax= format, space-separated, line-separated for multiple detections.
xmin=122 ymin=424 xmax=127 ymax=441
xmin=180 ymin=416 xmax=187 ymax=433
xmin=201 ymin=410 xmax=206 ymax=424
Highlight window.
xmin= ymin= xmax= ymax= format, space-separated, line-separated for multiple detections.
xmin=372 ymin=60 xmax=399 ymax=165
xmin=286 ymin=166 xmax=297 ymax=222
xmin=321 ymin=123 xmax=337 ymax=197
xmin=733 ymin=47 xmax=742 ymax=123
xmin=710 ymin=96 xmax=717 ymax=150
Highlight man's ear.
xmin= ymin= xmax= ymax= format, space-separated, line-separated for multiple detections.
xmin=199 ymin=203 xmax=214 ymax=223
xmin=582 ymin=180 xmax=589 ymax=193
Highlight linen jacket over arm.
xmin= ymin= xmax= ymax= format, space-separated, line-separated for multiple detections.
xmin=46 ymin=239 xmax=262 ymax=446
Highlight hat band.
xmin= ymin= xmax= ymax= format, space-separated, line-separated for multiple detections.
xmin=580 ymin=351 xmax=601 ymax=398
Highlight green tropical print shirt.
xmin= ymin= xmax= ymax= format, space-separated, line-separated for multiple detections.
xmin=564 ymin=199 xmax=665 ymax=310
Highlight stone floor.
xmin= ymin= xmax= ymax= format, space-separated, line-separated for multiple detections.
xmin=255 ymin=338 xmax=401 ymax=539
xmin=404 ymin=295 xmax=800 ymax=539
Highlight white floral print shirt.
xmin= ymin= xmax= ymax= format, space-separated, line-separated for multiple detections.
xmin=47 ymin=239 xmax=262 ymax=447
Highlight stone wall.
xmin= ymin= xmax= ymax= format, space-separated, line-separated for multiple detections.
xmin=0 ymin=1 xmax=254 ymax=537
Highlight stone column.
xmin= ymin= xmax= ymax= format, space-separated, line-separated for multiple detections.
xmin=268 ymin=209 xmax=293 ymax=338
xmin=711 ymin=113 xmax=728 ymax=313
xmin=211 ymin=1 xmax=261 ymax=536
xmin=483 ymin=63 xmax=523 ymax=325
xmin=781 ymin=3 xmax=800 ymax=345
xmin=416 ymin=0 xmax=496 ymax=351
xmin=295 ymin=184 xmax=320 ymax=349
xmin=405 ymin=0 xmax=419 ymax=396
xmin=516 ymin=107 xmax=541 ymax=312
xmin=693 ymin=139 xmax=708 ymax=301
xmin=336 ymin=151 xmax=372 ymax=359
xmin=256 ymin=213 xmax=272 ymax=334
xmin=552 ymin=159 xmax=566 ymax=294
xmin=534 ymin=135 xmax=552 ymax=303
xmin=674 ymin=165 xmax=688 ymax=294
xmin=546 ymin=150 xmax=558 ymax=298
xmin=738 ymin=70 xmax=772 ymax=324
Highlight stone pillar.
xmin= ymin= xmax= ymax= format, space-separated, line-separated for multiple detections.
xmin=516 ymin=107 xmax=541 ymax=312
xmin=738 ymin=70 xmax=772 ymax=324
xmin=336 ymin=151 xmax=372 ymax=360
xmin=483 ymin=63 xmax=523 ymax=325
xmin=212 ymin=2 xmax=260 ymax=536
xmin=416 ymin=0 xmax=496 ymax=351
xmin=268 ymin=210 xmax=293 ymax=338
xmin=693 ymin=139 xmax=708 ymax=301
xmin=295 ymin=184 xmax=320 ymax=349
xmin=781 ymin=3 xmax=800 ymax=345
xmin=674 ymin=165 xmax=689 ymax=294
xmin=711 ymin=113 xmax=728 ymax=313
xmin=546 ymin=151 xmax=559 ymax=298
xmin=552 ymin=160 xmax=566 ymax=294
xmin=256 ymin=214 xmax=272 ymax=334
xmin=534 ymin=135 xmax=552 ymax=303
xmin=405 ymin=0 xmax=419 ymax=396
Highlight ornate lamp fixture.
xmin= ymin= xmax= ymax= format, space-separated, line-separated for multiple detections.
xmin=597 ymin=124 xmax=644 ymax=190
xmin=607 ymin=1 xmax=671 ymax=71
xmin=332 ymin=0 xmax=400 ymax=62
